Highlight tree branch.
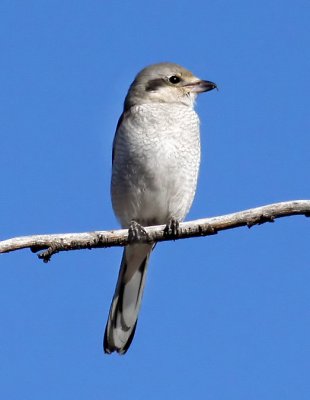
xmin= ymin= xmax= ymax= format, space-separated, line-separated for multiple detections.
xmin=1 ymin=200 xmax=309 ymax=263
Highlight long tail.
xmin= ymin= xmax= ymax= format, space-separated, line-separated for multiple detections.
xmin=104 ymin=243 xmax=153 ymax=354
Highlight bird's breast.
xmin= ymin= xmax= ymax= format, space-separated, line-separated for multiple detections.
xmin=111 ymin=104 xmax=201 ymax=227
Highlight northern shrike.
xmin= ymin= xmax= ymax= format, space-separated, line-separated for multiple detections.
xmin=104 ymin=62 xmax=216 ymax=354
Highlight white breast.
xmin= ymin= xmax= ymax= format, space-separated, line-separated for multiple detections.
xmin=111 ymin=103 xmax=201 ymax=228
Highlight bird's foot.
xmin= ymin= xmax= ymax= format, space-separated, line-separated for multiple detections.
xmin=128 ymin=220 xmax=148 ymax=243
xmin=164 ymin=218 xmax=180 ymax=238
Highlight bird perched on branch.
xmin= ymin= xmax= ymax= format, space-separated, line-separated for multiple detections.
xmin=104 ymin=62 xmax=217 ymax=354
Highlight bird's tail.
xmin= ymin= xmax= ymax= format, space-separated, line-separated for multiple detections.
xmin=104 ymin=243 xmax=153 ymax=354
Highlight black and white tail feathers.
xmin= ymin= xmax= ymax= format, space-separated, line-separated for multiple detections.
xmin=104 ymin=243 xmax=153 ymax=354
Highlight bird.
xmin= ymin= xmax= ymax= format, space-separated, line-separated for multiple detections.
xmin=104 ymin=62 xmax=217 ymax=354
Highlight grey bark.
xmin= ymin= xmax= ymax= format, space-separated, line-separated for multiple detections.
xmin=0 ymin=200 xmax=309 ymax=263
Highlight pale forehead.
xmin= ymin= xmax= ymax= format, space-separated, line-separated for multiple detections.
xmin=135 ymin=63 xmax=195 ymax=81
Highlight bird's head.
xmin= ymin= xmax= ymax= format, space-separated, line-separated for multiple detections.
xmin=124 ymin=62 xmax=217 ymax=110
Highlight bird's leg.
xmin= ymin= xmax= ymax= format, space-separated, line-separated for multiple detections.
xmin=128 ymin=220 xmax=148 ymax=243
xmin=164 ymin=218 xmax=180 ymax=237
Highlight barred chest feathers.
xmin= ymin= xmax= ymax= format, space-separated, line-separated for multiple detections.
xmin=111 ymin=103 xmax=201 ymax=227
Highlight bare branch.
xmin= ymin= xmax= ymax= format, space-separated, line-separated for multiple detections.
xmin=1 ymin=200 xmax=309 ymax=263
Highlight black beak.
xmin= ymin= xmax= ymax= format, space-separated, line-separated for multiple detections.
xmin=185 ymin=80 xmax=217 ymax=93
xmin=199 ymin=80 xmax=217 ymax=92
xmin=193 ymin=81 xmax=217 ymax=93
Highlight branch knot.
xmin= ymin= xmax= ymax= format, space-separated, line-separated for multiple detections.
xmin=1 ymin=200 xmax=309 ymax=262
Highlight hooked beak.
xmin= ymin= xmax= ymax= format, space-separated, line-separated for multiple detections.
xmin=185 ymin=80 xmax=217 ymax=93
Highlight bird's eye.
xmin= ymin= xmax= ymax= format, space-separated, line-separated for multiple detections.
xmin=169 ymin=75 xmax=181 ymax=84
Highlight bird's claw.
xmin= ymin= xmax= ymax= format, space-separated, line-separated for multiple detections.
xmin=128 ymin=220 xmax=148 ymax=243
xmin=164 ymin=218 xmax=180 ymax=237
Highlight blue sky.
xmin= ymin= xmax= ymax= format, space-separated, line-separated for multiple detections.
xmin=1 ymin=0 xmax=309 ymax=399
